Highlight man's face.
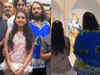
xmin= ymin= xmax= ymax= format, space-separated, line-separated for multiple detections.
xmin=25 ymin=3 xmax=31 ymax=14
xmin=17 ymin=1 xmax=25 ymax=10
xmin=4 ymin=3 xmax=14 ymax=16
xmin=32 ymin=3 xmax=42 ymax=17
xmin=45 ymin=9 xmax=51 ymax=19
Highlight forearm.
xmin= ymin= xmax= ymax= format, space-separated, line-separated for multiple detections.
xmin=4 ymin=44 xmax=13 ymax=71
xmin=17 ymin=48 xmax=33 ymax=72
xmin=40 ymin=52 xmax=52 ymax=60
xmin=4 ymin=45 xmax=15 ymax=72
xmin=4 ymin=28 xmax=14 ymax=72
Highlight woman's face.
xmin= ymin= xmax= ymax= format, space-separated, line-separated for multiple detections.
xmin=15 ymin=12 xmax=27 ymax=27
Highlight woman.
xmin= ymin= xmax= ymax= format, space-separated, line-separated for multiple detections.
xmin=4 ymin=10 xmax=34 ymax=75
xmin=51 ymin=20 xmax=71 ymax=75
xmin=74 ymin=11 xmax=100 ymax=75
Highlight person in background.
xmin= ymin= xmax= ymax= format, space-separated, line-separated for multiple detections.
xmin=29 ymin=1 xmax=51 ymax=75
xmin=25 ymin=2 xmax=31 ymax=19
xmin=74 ymin=11 xmax=100 ymax=75
xmin=7 ymin=0 xmax=26 ymax=29
xmin=3 ymin=2 xmax=16 ymax=29
xmin=45 ymin=8 xmax=51 ymax=25
xmin=3 ymin=2 xmax=15 ymax=21
xmin=51 ymin=20 xmax=71 ymax=75
xmin=0 ymin=1 xmax=7 ymax=75
xmin=4 ymin=10 xmax=34 ymax=75
xmin=16 ymin=0 xmax=26 ymax=10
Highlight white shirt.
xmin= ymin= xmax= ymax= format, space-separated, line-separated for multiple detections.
xmin=7 ymin=15 xmax=15 ymax=29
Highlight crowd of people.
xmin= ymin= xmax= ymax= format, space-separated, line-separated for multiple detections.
xmin=0 ymin=0 xmax=100 ymax=75
xmin=0 ymin=0 xmax=71 ymax=75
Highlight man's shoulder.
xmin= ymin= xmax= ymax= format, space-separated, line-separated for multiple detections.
xmin=0 ymin=17 xmax=7 ymax=26
xmin=7 ymin=15 xmax=15 ymax=28
xmin=29 ymin=20 xmax=50 ymax=26
xmin=42 ymin=20 xmax=50 ymax=25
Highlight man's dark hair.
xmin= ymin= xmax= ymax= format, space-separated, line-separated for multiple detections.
xmin=29 ymin=1 xmax=47 ymax=21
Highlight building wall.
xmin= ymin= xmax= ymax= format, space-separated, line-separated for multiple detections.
xmin=52 ymin=0 xmax=100 ymax=34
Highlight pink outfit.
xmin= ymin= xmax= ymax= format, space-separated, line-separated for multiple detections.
xmin=4 ymin=32 xmax=29 ymax=75
xmin=9 ymin=32 xmax=27 ymax=64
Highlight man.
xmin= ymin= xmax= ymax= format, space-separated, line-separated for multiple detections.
xmin=45 ymin=7 xmax=51 ymax=25
xmin=3 ymin=2 xmax=15 ymax=29
xmin=3 ymin=2 xmax=15 ymax=21
xmin=0 ymin=1 xmax=7 ymax=75
xmin=25 ymin=2 xmax=31 ymax=19
xmin=29 ymin=2 xmax=51 ymax=75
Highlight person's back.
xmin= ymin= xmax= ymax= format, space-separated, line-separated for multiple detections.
xmin=74 ymin=11 xmax=100 ymax=75
xmin=51 ymin=20 xmax=71 ymax=74
xmin=74 ymin=31 xmax=100 ymax=67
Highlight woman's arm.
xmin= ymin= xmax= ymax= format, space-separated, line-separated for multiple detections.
xmin=4 ymin=28 xmax=15 ymax=73
xmin=15 ymin=43 xmax=34 ymax=74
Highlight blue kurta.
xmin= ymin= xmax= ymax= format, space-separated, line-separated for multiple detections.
xmin=30 ymin=22 xmax=50 ymax=39
xmin=29 ymin=21 xmax=50 ymax=69
xmin=30 ymin=21 xmax=50 ymax=58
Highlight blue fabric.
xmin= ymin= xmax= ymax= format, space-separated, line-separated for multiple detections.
xmin=30 ymin=23 xmax=50 ymax=38
xmin=33 ymin=43 xmax=41 ymax=59
xmin=74 ymin=32 xmax=100 ymax=67
xmin=30 ymin=21 xmax=50 ymax=59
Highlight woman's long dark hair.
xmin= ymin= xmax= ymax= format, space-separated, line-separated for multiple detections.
xmin=8 ymin=10 xmax=34 ymax=52
xmin=83 ymin=11 xmax=99 ymax=31
xmin=51 ymin=20 xmax=65 ymax=54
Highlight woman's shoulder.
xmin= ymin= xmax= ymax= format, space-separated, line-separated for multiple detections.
xmin=78 ymin=31 xmax=100 ymax=38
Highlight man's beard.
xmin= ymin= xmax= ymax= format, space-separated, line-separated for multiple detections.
xmin=31 ymin=13 xmax=42 ymax=21
xmin=5 ymin=10 xmax=12 ymax=18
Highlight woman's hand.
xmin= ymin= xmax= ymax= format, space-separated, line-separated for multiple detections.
xmin=14 ymin=68 xmax=23 ymax=75
xmin=9 ymin=65 xmax=16 ymax=73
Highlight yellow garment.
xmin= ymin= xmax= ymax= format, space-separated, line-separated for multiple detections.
xmin=71 ymin=32 xmax=79 ymax=52
xmin=68 ymin=32 xmax=79 ymax=67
